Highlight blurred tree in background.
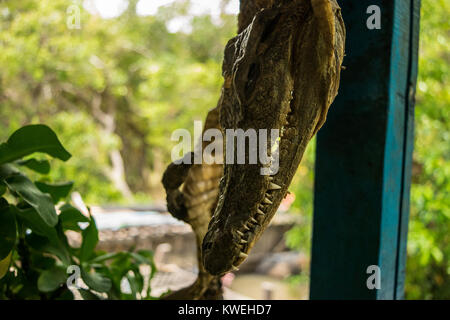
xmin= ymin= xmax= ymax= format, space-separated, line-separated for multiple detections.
xmin=403 ymin=0 xmax=449 ymax=299
xmin=0 ymin=0 xmax=236 ymax=203
xmin=0 ymin=0 xmax=448 ymax=298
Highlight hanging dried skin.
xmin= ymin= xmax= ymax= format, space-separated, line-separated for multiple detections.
xmin=202 ymin=0 xmax=346 ymax=275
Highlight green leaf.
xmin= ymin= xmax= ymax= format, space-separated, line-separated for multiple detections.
xmin=16 ymin=158 xmax=51 ymax=174
xmin=0 ymin=164 xmax=19 ymax=180
xmin=81 ymin=268 xmax=111 ymax=293
xmin=59 ymin=204 xmax=89 ymax=231
xmin=80 ymin=216 xmax=99 ymax=262
xmin=31 ymin=254 xmax=56 ymax=271
xmin=0 ymin=183 xmax=5 ymax=196
xmin=15 ymin=207 xmax=58 ymax=240
xmin=25 ymin=232 xmax=70 ymax=267
xmin=133 ymin=250 xmax=157 ymax=297
xmin=37 ymin=266 xmax=67 ymax=293
xmin=17 ymin=209 xmax=71 ymax=266
xmin=35 ymin=181 xmax=74 ymax=203
xmin=126 ymin=270 xmax=144 ymax=298
xmin=4 ymin=173 xmax=57 ymax=227
xmin=0 ymin=125 xmax=71 ymax=165
xmin=0 ymin=251 xmax=12 ymax=279
xmin=78 ymin=288 xmax=101 ymax=300
xmin=25 ymin=232 xmax=52 ymax=251
xmin=130 ymin=251 xmax=154 ymax=266
xmin=0 ymin=199 xmax=16 ymax=260
xmin=91 ymin=252 xmax=121 ymax=264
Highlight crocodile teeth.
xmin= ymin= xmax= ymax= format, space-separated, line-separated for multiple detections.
xmin=239 ymin=252 xmax=248 ymax=259
xmin=240 ymin=239 xmax=247 ymax=244
xmin=269 ymin=182 xmax=282 ymax=190
xmin=263 ymin=197 xmax=272 ymax=204
xmin=250 ymin=217 xmax=258 ymax=223
xmin=257 ymin=208 xmax=265 ymax=215
xmin=231 ymin=265 xmax=239 ymax=271
xmin=236 ymin=230 xmax=244 ymax=237
xmin=267 ymin=176 xmax=274 ymax=181
xmin=243 ymin=224 xmax=250 ymax=231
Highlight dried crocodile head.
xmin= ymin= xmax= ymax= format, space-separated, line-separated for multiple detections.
xmin=202 ymin=0 xmax=345 ymax=275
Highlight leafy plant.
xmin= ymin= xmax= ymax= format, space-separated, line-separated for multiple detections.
xmin=0 ymin=124 xmax=156 ymax=300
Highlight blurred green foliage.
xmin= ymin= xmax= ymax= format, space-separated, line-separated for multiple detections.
xmin=0 ymin=0 xmax=448 ymax=299
xmin=0 ymin=0 xmax=236 ymax=204
xmin=404 ymin=0 xmax=449 ymax=299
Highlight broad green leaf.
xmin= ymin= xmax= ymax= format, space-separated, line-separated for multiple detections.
xmin=4 ymin=173 xmax=57 ymax=227
xmin=0 ymin=125 xmax=71 ymax=165
xmin=81 ymin=268 xmax=111 ymax=293
xmin=59 ymin=204 xmax=89 ymax=231
xmin=25 ymin=232 xmax=71 ymax=267
xmin=0 ymin=251 xmax=12 ymax=279
xmin=35 ymin=181 xmax=74 ymax=203
xmin=80 ymin=216 xmax=99 ymax=262
xmin=17 ymin=209 xmax=71 ymax=266
xmin=15 ymin=207 xmax=58 ymax=240
xmin=0 ymin=163 xmax=19 ymax=180
xmin=43 ymin=241 xmax=72 ymax=268
xmin=0 ymin=199 xmax=16 ymax=260
xmin=16 ymin=158 xmax=51 ymax=174
xmin=37 ymin=266 xmax=67 ymax=292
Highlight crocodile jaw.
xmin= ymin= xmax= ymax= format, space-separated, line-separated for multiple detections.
xmin=202 ymin=108 xmax=309 ymax=275
xmin=202 ymin=0 xmax=345 ymax=276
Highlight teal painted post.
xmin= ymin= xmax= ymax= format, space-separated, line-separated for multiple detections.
xmin=310 ymin=0 xmax=420 ymax=299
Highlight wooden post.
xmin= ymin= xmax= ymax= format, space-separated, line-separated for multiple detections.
xmin=310 ymin=0 xmax=420 ymax=299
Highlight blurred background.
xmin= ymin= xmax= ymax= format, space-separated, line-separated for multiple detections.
xmin=0 ymin=0 xmax=448 ymax=299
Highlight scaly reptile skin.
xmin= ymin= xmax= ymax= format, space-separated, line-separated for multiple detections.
xmin=161 ymin=106 xmax=223 ymax=299
xmin=202 ymin=0 xmax=345 ymax=275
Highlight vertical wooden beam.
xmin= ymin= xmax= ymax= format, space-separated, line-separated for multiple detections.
xmin=310 ymin=0 xmax=420 ymax=299
xmin=395 ymin=0 xmax=421 ymax=300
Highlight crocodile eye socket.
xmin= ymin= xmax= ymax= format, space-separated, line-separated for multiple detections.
xmin=260 ymin=14 xmax=281 ymax=43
